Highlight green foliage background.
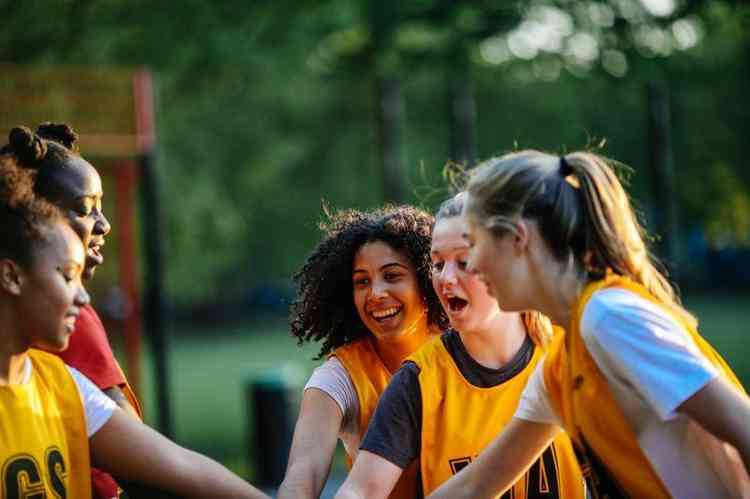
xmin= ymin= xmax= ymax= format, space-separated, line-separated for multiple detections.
xmin=2 ymin=0 xmax=749 ymax=302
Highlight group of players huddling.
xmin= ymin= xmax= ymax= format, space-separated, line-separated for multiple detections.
xmin=1 ymin=123 xmax=748 ymax=498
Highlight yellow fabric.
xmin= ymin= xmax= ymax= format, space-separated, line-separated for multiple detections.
xmin=333 ymin=337 xmax=421 ymax=499
xmin=120 ymin=380 xmax=143 ymax=420
xmin=543 ymin=274 xmax=747 ymax=499
xmin=0 ymin=349 xmax=91 ymax=499
xmin=411 ymin=333 xmax=584 ymax=498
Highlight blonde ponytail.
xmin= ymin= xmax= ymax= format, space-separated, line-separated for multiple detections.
xmin=522 ymin=311 xmax=553 ymax=347
xmin=466 ymin=150 xmax=696 ymax=329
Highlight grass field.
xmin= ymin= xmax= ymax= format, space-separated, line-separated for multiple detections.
xmin=127 ymin=293 xmax=750 ymax=479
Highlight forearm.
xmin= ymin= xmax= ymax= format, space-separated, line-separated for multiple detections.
xmin=92 ymin=412 xmax=267 ymax=499
xmin=277 ymin=461 xmax=328 ymax=499
xmin=427 ymin=465 xmax=491 ymax=499
xmin=334 ymin=484 xmax=365 ymax=499
xmin=175 ymin=449 xmax=268 ymax=499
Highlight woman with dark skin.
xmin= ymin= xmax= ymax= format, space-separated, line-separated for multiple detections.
xmin=0 ymin=139 xmax=268 ymax=499
xmin=1 ymin=123 xmax=140 ymax=497
xmin=278 ymin=206 xmax=448 ymax=499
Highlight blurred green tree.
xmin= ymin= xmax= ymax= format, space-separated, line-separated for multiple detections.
xmin=1 ymin=0 xmax=747 ymax=302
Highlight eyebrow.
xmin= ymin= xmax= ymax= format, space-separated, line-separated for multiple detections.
xmin=380 ymin=262 xmax=408 ymax=271
xmin=431 ymin=243 xmax=468 ymax=255
xmin=58 ymin=261 xmax=84 ymax=273
xmin=352 ymin=262 xmax=408 ymax=274
xmin=75 ymin=192 xmax=103 ymax=202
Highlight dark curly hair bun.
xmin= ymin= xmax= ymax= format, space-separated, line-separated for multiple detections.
xmin=36 ymin=122 xmax=79 ymax=152
xmin=9 ymin=127 xmax=47 ymax=167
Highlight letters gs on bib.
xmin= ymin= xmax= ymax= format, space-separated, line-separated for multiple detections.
xmin=3 ymin=447 xmax=67 ymax=499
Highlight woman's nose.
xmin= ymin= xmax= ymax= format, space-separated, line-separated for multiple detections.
xmin=94 ymin=210 xmax=111 ymax=236
xmin=74 ymin=284 xmax=90 ymax=307
xmin=440 ymin=263 xmax=459 ymax=285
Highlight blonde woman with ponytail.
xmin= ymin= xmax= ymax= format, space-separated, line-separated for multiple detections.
xmin=429 ymin=151 xmax=750 ymax=499
xmin=335 ymin=193 xmax=584 ymax=499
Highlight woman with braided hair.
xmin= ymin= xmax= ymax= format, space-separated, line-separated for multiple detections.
xmin=0 ymin=132 xmax=269 ymax=498
xmin=428 ymin=151 xmax=750 ymax=499
xmin=334 ymin=193 xmax=584 ymax=499
xmin=0 ymin=123 xmax=141 ymax=498
xmin=279 ymin=205 xmax=448 ymax=499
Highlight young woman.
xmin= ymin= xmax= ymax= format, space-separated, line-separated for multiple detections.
xmin=2 ymin=123 xmax=143 ymax=498
xmin=0 ymin=147 xmax=268 ymax=498
xmin=334 ymin=193 xmax=584 ymax=499
xmin=278 ymin=206 xmax=448 ymax=499
xmin=429 ymin=151 xmax=750 ymax=499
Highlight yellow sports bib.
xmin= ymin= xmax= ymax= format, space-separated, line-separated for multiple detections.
xmin=0 ymin=349 xmax=91 ymax=499
xmin=543 ymin=274 xmax=747 ymax=499
xmin=411 ymin=333 xmax=584 ymax=498
xmin=333 ymin=338 xmax=421 ymax=499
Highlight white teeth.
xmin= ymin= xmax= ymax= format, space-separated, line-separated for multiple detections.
xmin=371 ymin=307 xmax=399 ymax=319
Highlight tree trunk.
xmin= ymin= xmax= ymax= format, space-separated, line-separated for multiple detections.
xmin=375 ymin=75 xmax=407 ymax=203
xmin=447 ymin=46 xmax=477 ymax=167
xmin=647 ymin=81 xmax=680 ymax=275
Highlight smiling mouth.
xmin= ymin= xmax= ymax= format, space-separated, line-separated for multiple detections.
xmin=446 ymin=296 xmax=468 ymax=312
xmin=64 ymin=315 xmax=78 ymax=331
xmin=87 ymin=242 xmax=105 ymax=262
xmin=371 ymin=307 xmax=401 ymax=322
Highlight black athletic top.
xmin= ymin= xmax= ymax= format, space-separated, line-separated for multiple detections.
xmin=359 ymin=330 xmax=535 ymax=490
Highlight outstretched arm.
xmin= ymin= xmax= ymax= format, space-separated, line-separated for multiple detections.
xmin=427 ymin=418 xmax=558 ymax=499
xmin=277 ymin=388 xmax=343 ymax=499
xmin=334 ymin=450 xmax=403 ymax=499
xmin=679 ymin=376 xmax=750 ymax=474
xmin=90 ymin=410 xmax=269 ymax=499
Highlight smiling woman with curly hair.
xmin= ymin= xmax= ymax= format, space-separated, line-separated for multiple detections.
xmin=280 ymin=205 xmax=448 ymax=499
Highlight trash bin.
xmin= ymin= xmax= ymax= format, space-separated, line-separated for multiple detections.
xmin=247 ymin=363 xmax=304 ymax=489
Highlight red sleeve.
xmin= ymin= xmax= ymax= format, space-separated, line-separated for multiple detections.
xmin=57 ymin=304 xmax=127 ymax=390
xmin=91 ymin=468 xmax=121 ymax=499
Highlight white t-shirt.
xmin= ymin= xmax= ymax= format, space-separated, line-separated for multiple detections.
xmin=22 ymin=357 xmax=117 ymax=437
xmin=516 ymin=288 xmax=750 ymax=499
xmin=304 ymin=357 xmax=361 ymax=456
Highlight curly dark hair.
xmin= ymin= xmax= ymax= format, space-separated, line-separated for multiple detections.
xmin=0 ymin=131 xmax=63 ymax=267
xmin=291 ymin=204 xmax=449 ymax=358
xmin=0 ymin=123 xmax=81 ymax=202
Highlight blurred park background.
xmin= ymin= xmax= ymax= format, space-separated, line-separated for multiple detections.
xmin=2 ymin=0 xmax=749 ymax=488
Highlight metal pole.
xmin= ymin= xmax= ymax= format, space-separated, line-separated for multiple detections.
xmin=138 ymin=149 xmax=173 ymax=438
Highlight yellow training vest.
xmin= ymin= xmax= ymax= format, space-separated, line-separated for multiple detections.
xmin=0 ymin=349 xmax=91 ymax=499
xmin=333 ymin=338 xmax=421 ymax=499
xmin=411 ymin=333 xmax=584 ymax=498
xmin=543 ymin=274 xmax=747 ymax=499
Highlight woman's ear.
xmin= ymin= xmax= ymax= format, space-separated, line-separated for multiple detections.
xmin=513 ymin=220 xmax=530 ymax=255
xmin=0 ymin=259 xmax=23 ymax=296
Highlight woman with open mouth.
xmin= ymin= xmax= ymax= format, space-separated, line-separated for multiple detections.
xmin=428 ymin=151 xmax=750 ymax=499
xmin=333 ymin=193 xmax=584 ymax=499
xmin=8 ymin=122 xmax=143 ymax=498
xmin=0 ymin=135 xmax=269 ymax=499
xmin=279 ymin=205 xmax=448 ymax=499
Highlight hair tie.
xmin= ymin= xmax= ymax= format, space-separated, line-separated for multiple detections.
xmin=559 ymin=156 xmax=573 ymax=177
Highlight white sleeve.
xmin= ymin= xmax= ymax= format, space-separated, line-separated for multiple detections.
xmin=68 ymin=366 xmax=118 ymax=437
xmin=581 ymin=289 xmax=718 ymax=421
xmin=304 ymin=357 xmax=359 ymax=433
xmin=515 ymin=359 xmax=563 ymax=427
